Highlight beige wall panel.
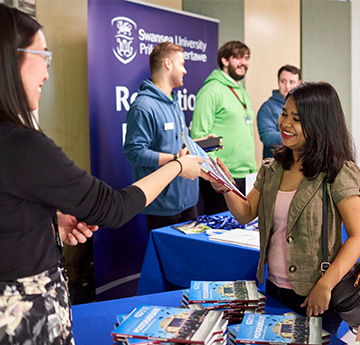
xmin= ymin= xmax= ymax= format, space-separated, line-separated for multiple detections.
xmin=244 ymin=0 xmax=300 ymax=167
xmin=143 ymin=0 xmax=182 ymax=10
xmin=37 ymin=0 xmax=89 ymax=171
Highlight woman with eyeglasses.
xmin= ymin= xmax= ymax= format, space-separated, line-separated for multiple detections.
xmin=0 ymin=4 xmax=208 ymax=344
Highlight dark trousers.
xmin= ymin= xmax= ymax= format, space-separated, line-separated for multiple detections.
xmin=146 ymin=205 xmax=198 ymax=232
xmin=266 ymin=279 xmax=343 ymax=336
xmin=199 ymin=177 xmax=245 ymax=215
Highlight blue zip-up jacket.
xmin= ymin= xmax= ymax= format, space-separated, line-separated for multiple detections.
xmin=123 ymin=79 xmax=198 ymax=216
xmin=257 ymin=90 xmax=285 ymax=158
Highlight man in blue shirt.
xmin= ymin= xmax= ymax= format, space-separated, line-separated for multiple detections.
xmin=124 ymin=42 xmax=199 ymax=231
xmin=257 ymin=65 xmax=301 ymax=158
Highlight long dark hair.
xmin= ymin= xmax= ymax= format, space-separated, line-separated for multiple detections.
xmin=274 ymin=81 xmax=355 ymax=182
xmin=0 ymin=4 xmax=42 ymax=129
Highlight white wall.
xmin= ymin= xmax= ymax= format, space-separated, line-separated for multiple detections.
xmin=302 ymin=0 xmax=351 ymax=126
xmin=352 ymin=0 xmax=360 ymax=162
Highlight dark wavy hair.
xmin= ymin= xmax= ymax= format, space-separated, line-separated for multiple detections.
xmin=0 ymin=4 xmax=42 ymax=129
xmin=217 ymin=41 xmax=250 ymax=70
xmin=274 ymin=81 xmax=355 ymax=183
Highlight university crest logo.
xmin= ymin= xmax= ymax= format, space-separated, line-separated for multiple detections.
xmin=111 ymin=16 xmax=137 ymax=64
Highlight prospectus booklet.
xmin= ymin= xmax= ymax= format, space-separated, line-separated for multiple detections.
xmin=172 ymin=220 xmax=210 ymax=235
xmin=181 ymin=132 xmax=246 ymax=201
xmin=111 ymin=305 xmax=223 ymax=344
xmin=188 ymin=280 xmax=260 ymax=304
xmin=235 ymin=314 xmax=322 ymax=345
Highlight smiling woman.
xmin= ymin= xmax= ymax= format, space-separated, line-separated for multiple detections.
xmin=210 ymin=81 xmax=360 ymax=336
xmin=17 ymin=48 xmax=52 ymax=68
xmin=18 ymin=30 xmax=50 ymax=111
xmin=277 ymin=96 xmax=306 ymax=155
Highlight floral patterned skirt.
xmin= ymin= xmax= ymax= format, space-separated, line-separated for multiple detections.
xmin=0 ymin=266 xmax=74 ymax=345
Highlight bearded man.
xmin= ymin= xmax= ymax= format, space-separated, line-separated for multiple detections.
xmin=191 ymin=41 xmax=257 ymax=215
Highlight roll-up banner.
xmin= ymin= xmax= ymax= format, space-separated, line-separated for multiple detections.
xmin=87 ymin=0 xmax=219 ymax=300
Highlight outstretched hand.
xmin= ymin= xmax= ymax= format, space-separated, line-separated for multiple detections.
xmin=177 ymin=155 xmax=204 ymax=180
xmin=56 ymin=213 xmax=99 ymax=246
xmin=210 ymin=157 xmax=233 ymax=193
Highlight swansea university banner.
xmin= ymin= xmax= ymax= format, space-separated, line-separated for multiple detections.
xmin=88 ymin=0 xmax=218 ymax=300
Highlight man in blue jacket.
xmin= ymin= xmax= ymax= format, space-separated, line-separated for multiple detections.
xmin=257 ymin=65 xmax=301 ymax=158
xmin=124 ymin=42 xmax=199 ymax=231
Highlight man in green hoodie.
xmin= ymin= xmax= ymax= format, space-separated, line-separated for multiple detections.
xmin=191 ymin=41 xmax=257 ymax=215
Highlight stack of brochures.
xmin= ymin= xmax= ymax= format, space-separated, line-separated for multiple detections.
xmin=111 ymin=304 xmax=227 ymax=345
xmin=282 ymin=312 xmax=330 ymax=345
xmin=227 ymin=312 xmax=329 ymax=345
xmin=181 ymin=280 xmax=266 ymax=323
xmin=228 ymin=323 xmax=242 ymax=345
xmin=234 ymin=313 xmax=323 ymax=345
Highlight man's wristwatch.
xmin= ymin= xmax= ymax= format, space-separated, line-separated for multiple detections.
xmin=173 ymin=153 xmax=178 ymax=160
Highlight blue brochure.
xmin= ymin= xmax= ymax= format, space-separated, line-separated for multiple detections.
xmin=235 ymin=314 xmax=322 ymax=345
xmin=189 ymin=280 xmax=260 ymax=304
xmin=111 ymin=305 xmax=223 ymax=344
xmin=181 ymin=132 xmax=246 ymax=201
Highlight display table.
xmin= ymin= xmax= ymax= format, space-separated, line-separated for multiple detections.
xmin=137 ymin=211 xmax=262 ymax=295
xmin=71 ymin=289 xmax=345 ymax=345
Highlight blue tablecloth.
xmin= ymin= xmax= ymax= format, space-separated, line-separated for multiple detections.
xmin=71 ymin=289 xmax=345 ymax=345
xmin=137 ymin=212 xmax=262 ymax=295
xmin=72 ymin=290 xmax=181 ymax=345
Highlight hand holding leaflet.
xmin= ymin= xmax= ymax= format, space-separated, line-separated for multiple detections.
xmin=181 ymin=132 xmax=246 ymax=201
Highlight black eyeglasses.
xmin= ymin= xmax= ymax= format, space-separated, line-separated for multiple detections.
xmin=17 ymin=48 xmax=53 ymax=68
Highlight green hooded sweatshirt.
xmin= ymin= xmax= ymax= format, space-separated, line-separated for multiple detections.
xmin=191 ymin=69 xmax=257 ymax=179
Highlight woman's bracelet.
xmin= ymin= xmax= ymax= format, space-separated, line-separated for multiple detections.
xmin=170 ymin=158 xmax=183 ymax=175
xmin=220 ymin=189 xmax=231 ymax=195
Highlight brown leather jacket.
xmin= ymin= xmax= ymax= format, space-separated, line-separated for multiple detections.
xmin=254 ymin=159 xmax=360 ymax=295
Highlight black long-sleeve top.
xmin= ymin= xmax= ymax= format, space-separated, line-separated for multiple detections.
xmin=0 ymin=123 xmax=146 ymax=281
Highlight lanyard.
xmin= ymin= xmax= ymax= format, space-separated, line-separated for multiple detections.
xmin=228 ymin=86 xmax=247 ymax=110
xmin=52 ymin=214 xmax=69 ymax=283
xmin=228 ymin=86 xmax=253 ymax=125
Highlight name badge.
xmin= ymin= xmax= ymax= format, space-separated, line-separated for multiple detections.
xmin=245 ymin=116 xmax=253 ymax=126
xmin=164 ymin=122 xmax=174 ymax=131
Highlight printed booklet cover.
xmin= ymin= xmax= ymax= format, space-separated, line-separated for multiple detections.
xmin=181 ymin=132 xmax=246 ymax=201
xmin=282 ymin=312 xmax=329 ymax=341
xmin=235 ymin=314 xmax=322 ymax=345
xmin=114 ymin=314 xmax=162 ymax=345
xmin=188 ymin=280 xmax=260 ymax=304
xmin=182 ymin=288 xmax=264 ymax=311
xmin=111 ymin=305 xmax=224 ymax=344
xmin=172 ymin=220 xmax=210 ymax=235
